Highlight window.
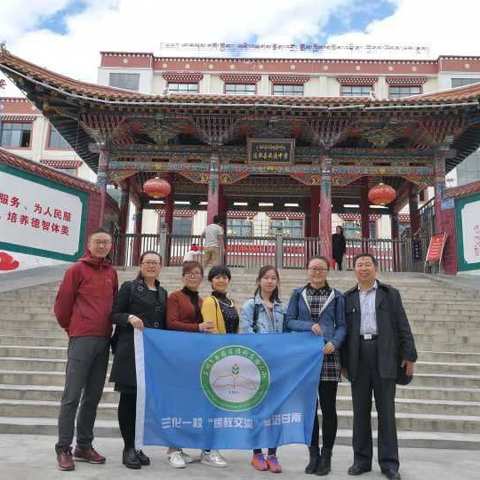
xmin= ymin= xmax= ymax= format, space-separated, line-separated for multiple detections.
xmin=0 ymin=122 xmax=32 ymax=147
xmin=340 ymin=85 xmax=373 ymax=97
xmin=388 ymin=86 xmax=422 ymax=99
xmin=109 ymin=72 xmax=140 ymax=91
xmin=225 ymin=83 xmax=256 ymax=95
xmin=270 ymin=219 xmax=303 ymax=237
xmin=172 ymin=217 xmax=193 ymax=235
xmin=343 ymin=221 xmax=361 ymax=239
xmin=451 ymin=77 xmax=480 ymax=88
xmin=272 ymin=84 xmax=304 ymax=96
xmin=227 ymin=218 xmax=253 ymax=237
xmin=48 ymin=126 xmax=70 ymax=149
xmin=456 ymin=150 xmax=480 ymax=186
xmin=167 ymin=82 xmax=199 ymax=93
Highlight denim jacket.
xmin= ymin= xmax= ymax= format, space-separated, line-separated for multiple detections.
xmin=239 ymin=295 xmax=285 ymax=333
xmin=285 ymin=286 xmax=346 ymax=348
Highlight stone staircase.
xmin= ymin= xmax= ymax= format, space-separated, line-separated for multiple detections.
xmin=1 ymin=268 xmax=480 ymax=449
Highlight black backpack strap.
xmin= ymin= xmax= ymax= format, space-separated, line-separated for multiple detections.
xmin=252 ymin=300 xmax=260 ymax=333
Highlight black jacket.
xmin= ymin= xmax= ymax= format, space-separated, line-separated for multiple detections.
xmin=332 ymin=233 xmax=346 ymax=260
xmin=110 ymin=278 xmax=167 ymax=388
xmin=342 ymin=281 xmax=417 ymax=382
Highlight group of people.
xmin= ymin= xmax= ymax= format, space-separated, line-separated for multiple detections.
xmin=53 ymin=227 xmax=417 ymax=480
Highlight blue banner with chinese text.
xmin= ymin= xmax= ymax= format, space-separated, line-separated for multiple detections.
xmin=134 ymin=330 xmax=324 ymax=449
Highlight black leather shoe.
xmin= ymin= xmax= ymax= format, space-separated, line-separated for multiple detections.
xmin=315 ymin=449 xmax=332 ymax=476
xmin=382 ymin=470 xmax=401 ymax=480
xmin=123 ymin=448 xmax=141 ymax=469
xmin=305 ymin=447 xmax=320 ymax=474
xmin=136 ymin=450 xmax=151 ymax=466
xmin=348 ymin=464 xmax=371 ymax=476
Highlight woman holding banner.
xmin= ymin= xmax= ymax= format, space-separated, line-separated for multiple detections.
xmin=285 ymin=256 xmax=346 ymax=476
xmin=166 ymin=260 xmax=213 ymax=469
xmin=240 ymin=265 xmax=285 ymax=473
xmin=110 ymin=251 xmax=167 ymax=470
xmin=199 ymin=265 xmax=239 ymax=468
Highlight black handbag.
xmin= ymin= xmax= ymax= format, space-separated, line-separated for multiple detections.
xmin=396 ymin=362 xmax=413 ymax=385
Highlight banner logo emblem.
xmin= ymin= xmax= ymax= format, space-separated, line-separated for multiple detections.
xmin=201 ymin=346 xmax=270 ymax=411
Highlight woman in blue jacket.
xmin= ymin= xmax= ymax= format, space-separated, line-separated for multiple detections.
xmin=285 ymin=256 xmax=346 ymax=476
xmin=240 ymin=265 xmax=285 ymax=473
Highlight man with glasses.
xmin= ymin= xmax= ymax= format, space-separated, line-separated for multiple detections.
xmin=53 ymin=229 xmax=118 ymax=471
xmin=342 ymin=253 xmax=417 ymax=480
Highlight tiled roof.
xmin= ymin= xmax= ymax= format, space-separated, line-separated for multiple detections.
xmin=445 ymin=180 xmax=480 ymax=199
xmin=0 ymin=148 xmax=97 ymax=192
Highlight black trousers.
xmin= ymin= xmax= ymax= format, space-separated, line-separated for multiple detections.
xmin=310 ymin=380 xmax=338 ymax=452
xmin=118 ymin=392 xmax=136 ymax=449
xmin=351 ymin=339 xmax=399 ymax=472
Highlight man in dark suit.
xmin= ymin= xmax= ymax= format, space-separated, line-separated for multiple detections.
xmin=342 ymin=253 xmax=417 ymax=480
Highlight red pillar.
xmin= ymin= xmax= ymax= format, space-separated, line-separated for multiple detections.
xmin=96 ymin=147 xmax=109 ymax=228
xmin=434 ymin=153 xmax=446 ymax=234
xmin=218 ymin=185 xmax=227 ymax=223
xmin=409 ymin=183 xmax=421 ymax=235
xmin=132 ymin=206 xmax=143 ymax=266
xmin=391 ymin=212 xmax=400 ymax=272
xmin=319 ymin=158 xmax=332 ymax=259
xmin=304 ymin=196 xmax=311 ymax=237
xmin=207 ymin=153 xmax=220 ymax=224
xmin=360 ymin=177 xmax=370 ymax=240
xmin=164 ymin=173 xmax=174 ymax=234
xmin=117 ymin=181 xmax=130 ymax=266
xmin=310 ymin=186 xmax=320 ymax=238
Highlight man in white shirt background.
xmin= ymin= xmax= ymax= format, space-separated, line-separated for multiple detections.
xmin=202 ymin=215 xmax=224 ymax=267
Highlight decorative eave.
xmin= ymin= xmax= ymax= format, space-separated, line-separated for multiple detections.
xmin=219 ymin=73 xmax=262 ymax=84
xmin=269 ymin=74 xmax=310 ymax=85
xmin=386 ymin=76 xmax=428 ymax=86
xmin=445 ymin=180 xmax=480 ymax=199
xmin=0 ymin=114 xmax=38 ymax=121
xmin=0 ymin=148 xmax=96 ymax=193
xmin=336 ymin=76 xmax=378 ymax=86
xmin=40 ymin=159 xmax=83 ymax=169
xmin=156 ymin=208 xmax=197 ymax=217
xmin=162 ymin=72 xmax=204 ymax=83
xmin=227 ymin=210 xmax=257 ymax=219
xmin=338 ymin=213 xmax=382 ymax=222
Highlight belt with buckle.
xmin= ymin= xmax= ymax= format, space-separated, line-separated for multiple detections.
xmin=361 ymin=334 xmax=378 ymax=340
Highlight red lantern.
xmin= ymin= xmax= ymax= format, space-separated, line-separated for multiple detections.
xmin=143 ymin=177 xmax=171 ymax=199
xmin=368 ymin=183 xmax=396 ymax=206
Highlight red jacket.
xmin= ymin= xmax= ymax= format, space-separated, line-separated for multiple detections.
xmin=54 ymin=252 xmax=118 ymax=337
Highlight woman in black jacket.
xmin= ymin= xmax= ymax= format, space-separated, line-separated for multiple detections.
xmin=332 ymin=226 xmax=347 ymax=271
xmin=110 ymin=250 xmax=167 ymax=470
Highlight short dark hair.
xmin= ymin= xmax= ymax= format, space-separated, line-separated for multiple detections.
xmin=88 ymin=228 xmax=111 ymax=239
xmin=353 ymin=253 xmax=378 ymax=267
xmin=208 ymin=265 xmax=231 ymax=282
xmin=307 ymin=256 xmax=330 ymax=270
xmin=213 ymin=215 xmax=222 ymax=225
xmin=182 ymin=261 xmax=203 ymax=277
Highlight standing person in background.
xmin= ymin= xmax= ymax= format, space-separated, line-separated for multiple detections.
xmin=343 ymin=253 xmax=417 ymax=480
xmin=240 ymin=265 xmax=285 ymax=473
xmin=332 ymin=226 xmax=347 ymax=271
xmin=202 ymin=215 xmax=224 ymax=267
xmin=285 ymin=256 xmax=346 ymax=476
xmin=53 ymin=229 xmax=118 ymax=471
xmin=110 ymin=251 xmax=167 ymax=470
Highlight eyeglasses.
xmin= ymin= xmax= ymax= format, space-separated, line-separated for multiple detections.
xmin=309 ymin=267 xmax=328 ymax=273
xmin=141 ymin=261 xmax=161 ymax=266
xmin=185 ymin=272 xmax=202 ymax=277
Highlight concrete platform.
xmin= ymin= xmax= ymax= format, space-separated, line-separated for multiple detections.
xmin=1 ymin=434 xmax=479 ymax=480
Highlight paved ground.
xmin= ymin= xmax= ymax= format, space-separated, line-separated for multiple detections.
xmin=1 ymin=435 xmax=478 ymax=480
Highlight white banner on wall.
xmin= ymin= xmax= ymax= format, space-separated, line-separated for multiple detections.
xmin=0 ymin=165 xmax=87 ymax=265
xmin=460 ymin=200 xmax=480 ymax=264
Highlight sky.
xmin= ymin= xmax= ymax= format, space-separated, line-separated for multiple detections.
xmin=1 ymin=0 xmax=480 ymax=96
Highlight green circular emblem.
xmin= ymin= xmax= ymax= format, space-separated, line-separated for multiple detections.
xmin=200 ymin=345 xmax=270 ymax=412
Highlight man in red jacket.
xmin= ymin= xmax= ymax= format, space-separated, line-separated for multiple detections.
xmin=54 ymin=228 xmax=118 ymax=471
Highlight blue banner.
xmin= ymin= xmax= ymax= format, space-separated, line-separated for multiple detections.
xmin=134 ymin=330 xmax=324 ymax=450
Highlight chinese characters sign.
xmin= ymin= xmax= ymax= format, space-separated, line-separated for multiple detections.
xmin=0 ymin=165 xmax=87 ymax=262
xmin=248 ymin=138 xmax=295 ymax=164
xmin=456 ymin=193 xmax=480 ymax=272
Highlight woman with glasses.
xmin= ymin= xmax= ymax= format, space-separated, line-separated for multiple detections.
xmin=285 ymin=256 xmax=346 ymax=476
xmin=166 ymin=261 xmax=215 ymax=469
xmin=110 ymin=251 xmax=167 ymax=470
xmin=239 ymin=265 xmax=285 ymax=473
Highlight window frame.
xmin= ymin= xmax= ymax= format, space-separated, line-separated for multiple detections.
xmin=172 ymin=216 xmax=193 ymax=236
xmin=340 ymin=85 xmax=373 ymax=97
xmin=270 ymin=218 xmax=304 ymax=238
xmin=272 ymin=84 xmax=304 ymax=96
xmin=0 ymin=121 xmax=33 ymax=149
xmin=451 ymin=77 xmax=480 ymax=88
xmin=227 ymin=218 xmax=253 ymax=237
xmin=167 ymin=82 xmax=199 ymax=94
xmin=108 ymin=72 xmax=140 ymax=91
xmin=388 ymin=85 xmax=422 ymax=99
xmin=46 ymin=124 xmax=71 ymax=150
xmin=224 ymin=83 xmax=257 ymax=95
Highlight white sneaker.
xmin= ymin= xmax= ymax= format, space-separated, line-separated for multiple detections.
xmin=168 ymin=450 xmax=186 ymax=469
xmin=201 ymin=450 xmax=228 ymax=468
xmin=181 ymin=451 xmax=195 ymax=464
